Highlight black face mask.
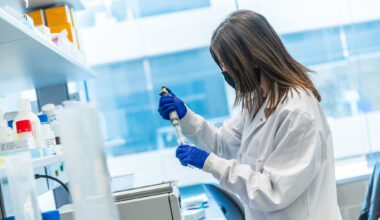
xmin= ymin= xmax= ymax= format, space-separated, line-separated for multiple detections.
xmin=222 ymin=68 xmax=261 ymax=89
xmin=222 ymin=71 xmax=236 ymax=89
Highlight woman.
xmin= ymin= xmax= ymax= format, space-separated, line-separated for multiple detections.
xmin=159 ymin=10 xmax=341 ymax=220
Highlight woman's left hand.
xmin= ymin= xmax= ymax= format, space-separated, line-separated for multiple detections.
xmin=176 ymin=144 xmax=209 ymax=169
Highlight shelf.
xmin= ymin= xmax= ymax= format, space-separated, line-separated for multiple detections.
xmin=0 ymin=0 xmax=85 ymax=12
xmin=0 ymin=8 xmax=95 ymax=93
xmin=0 ymin=154 xmax=64 ymax=179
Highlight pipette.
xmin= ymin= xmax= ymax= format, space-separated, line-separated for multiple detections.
xmin=159 ymin=87 xmax=186 ymax=145
xmin=159 ymin=87 xmax=194 ymax=169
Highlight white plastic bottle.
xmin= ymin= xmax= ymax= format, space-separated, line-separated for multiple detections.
xmin=0 ymin=96 xmax=13 ymax=143
xmin=15 ymin=120 xmax=35 ymax=149
xmin=5 ymin=152 xmax=42 ymax=220
xmin=59 ymin=103 xmax=120 ymax=220
xmin=0 ymin=113 xmax=13 ymax=143
xmin=13 ymin=99 xmax=44 ymax=149
xmin=38 ymin=114 xmax=56 ymax=155
xmin=42 ymin=104 xmax=61 ymax=146
xmin=0 ymin=123 xmax=13 ymax=143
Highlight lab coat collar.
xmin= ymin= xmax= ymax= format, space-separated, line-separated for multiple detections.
xmin=248 ymin=97 xmax=269 ymax=134
xmin=247 ymin=82 xmax=279 ymax=133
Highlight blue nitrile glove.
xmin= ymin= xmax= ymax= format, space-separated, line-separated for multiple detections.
xmin=158 ymin=87 xmax=187 ymax=120
xmin=176 ymin=144 xmax=210 ymax=169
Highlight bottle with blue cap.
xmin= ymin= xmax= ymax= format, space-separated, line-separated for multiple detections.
xmin=42 ymin=210 xmax=60 ymax=220
xmin=38 ymin=114 xmax=57 ymax=156
xmin=0 ymin=96 xmax=13 ymax=143
xmin=2 ymin=210 xmax=60 ymax=220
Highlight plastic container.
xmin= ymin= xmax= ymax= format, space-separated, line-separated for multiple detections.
xmin=0 ymin=120 xmax=13 ymax=143
xmin=59 ymin=103 xmax=119 ymax=220
xmin=1 ymin=210 xmax=60 ymax=220
xmin=13 ymin=99 xmax=43 ymax=148
xmin=42 ymin=104 xmax=61 ymax=145
xmin=0 ymin=96 xmax=13 ymax=143
xmin=38 ymin=115 xmax=57 ymax=155
xmin=4 ymin=152 xmax=42 ymax=220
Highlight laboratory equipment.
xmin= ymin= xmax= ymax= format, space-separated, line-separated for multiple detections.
xmin=0 ymin=118 xmax=13 ymax=144
xmin=58 ymin=102 xmax=119 ymax=220
xmin=41 ymin=210 xmax=60 ymax=220
xmin=0 ymin=96 xmax=13 ymax=143
xmin=15 ymin=120 xmax=35 ymax=147
xmin=183 ymin=209 xmax=206 ymax=220
xmin=38 ymin=114 xmax=56 ymax=155
xmin=159 ymin=87 xmax=186 ymax=145
xmin=59 ymin=182 xmax=181 ymax=220
xmin=41 ymin=104 xmax=61 ymax=145
xmin=3 ymin=210 xmax=61 ymax=220
xmin=13 ymin=99 xmax=43 ymax=148
xmin=4 ymin=152 xmax=42 ymax=220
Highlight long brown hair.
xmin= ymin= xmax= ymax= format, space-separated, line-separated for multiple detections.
xmin=210 ymin=10 xmax=321 ymax=116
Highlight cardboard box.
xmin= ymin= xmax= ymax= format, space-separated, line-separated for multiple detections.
xmin=50 ymin=23 xmax=76 ymax=43
xmin=27 ymin=9 xmax=45 ymax=26
xmin=45 ymin=5 xmax=72 ymax=26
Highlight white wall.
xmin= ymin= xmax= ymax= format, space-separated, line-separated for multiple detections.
xmin=238 ymin=0 xmax=380 ymax=33
xmin=79 ymin=0 xmax=380 ymax=66
xmin=80 ymin=5 xmax=235 ymax=65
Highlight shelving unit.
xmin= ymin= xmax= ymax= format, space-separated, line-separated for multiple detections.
xmin=0 ymin=0 xmax=85 ymax=12
xmin=0 ymin=8 xmax=95 ymax=93
xmin=0 ymin=2 xmax=95 ymax=216
xmin=0 ymin=1 xmax=93 ymax=216
xmin=0 ymin=154 xmax=64 ymax=179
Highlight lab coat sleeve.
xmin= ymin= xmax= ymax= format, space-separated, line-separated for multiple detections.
xmin=179 ymin=107 xmax=244 ymax=159
xmin=203 ymin=110 xmax=322 ymax=212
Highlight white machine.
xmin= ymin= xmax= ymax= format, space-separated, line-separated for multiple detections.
xmin=60 ymin=182 xmax=182 ymax=220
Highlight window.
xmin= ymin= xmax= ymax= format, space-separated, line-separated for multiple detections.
xmin=77 ymin=0 xmax=380 ymax=185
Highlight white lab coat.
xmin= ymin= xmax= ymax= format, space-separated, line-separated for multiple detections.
xmin=179 ymin=88 xmax=342 ymax=220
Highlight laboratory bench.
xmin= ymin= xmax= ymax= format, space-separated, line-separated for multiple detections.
xmin=179 ymin=184 xmax=244 ymax=220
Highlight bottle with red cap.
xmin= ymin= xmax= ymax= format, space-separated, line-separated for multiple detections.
xmin=13 ymin=99 xmax=43 ymax=149
xmin=15 ymin=120 xmax=34 ymax=148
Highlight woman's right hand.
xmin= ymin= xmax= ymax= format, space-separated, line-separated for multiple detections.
xmin=158 ymin=87 xmax=187 ymax=120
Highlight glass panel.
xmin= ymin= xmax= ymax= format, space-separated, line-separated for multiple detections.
xmin=80 ymin=0 xmax=237 ymax=187
xmin=236 ymin=0 xmax=380 ymax=179
xmin=81 ymin=0 xmax=380 ymax=186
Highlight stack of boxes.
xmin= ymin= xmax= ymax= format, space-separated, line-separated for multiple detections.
xmin=27 ymin=9 xmax=51 ymax=39
xmin=27 ymin=5 xmax=81 ymax=51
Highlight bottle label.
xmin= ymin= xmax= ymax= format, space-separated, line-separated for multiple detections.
xmin=30 ymin=120 xmax=43 ymax=148
xmin=0 ymin=139 xmax=30 ymax=153
xmin=45 ymin=137 xmax=56 ymax=147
